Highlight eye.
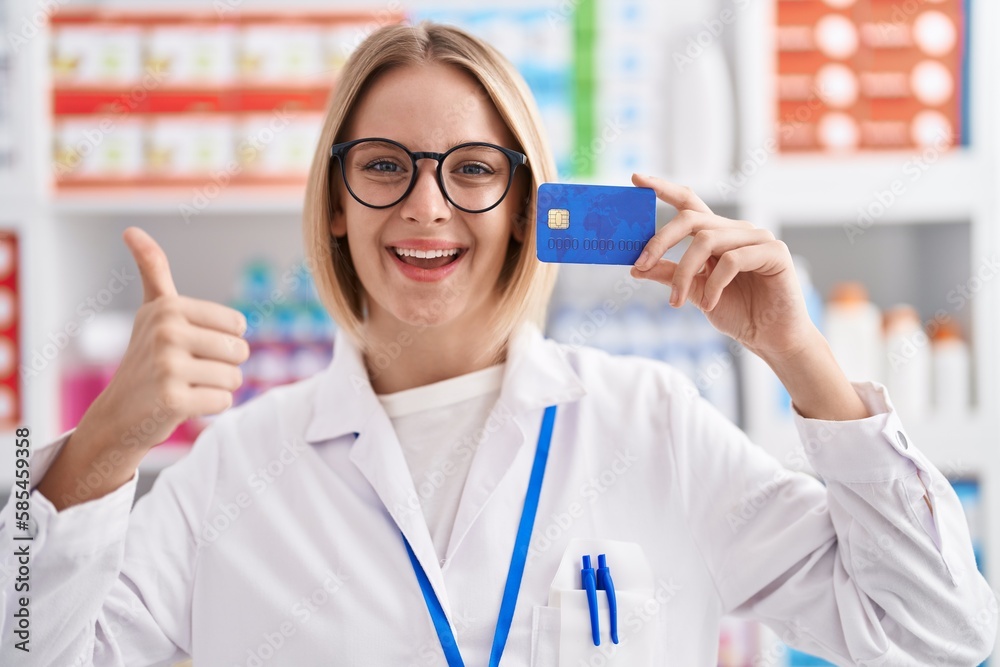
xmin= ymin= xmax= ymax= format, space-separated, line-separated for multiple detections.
xmin=456 ymin=162 xmax=493 ymax=176
xmin=363 ymin=159 xmax=404 ymax=173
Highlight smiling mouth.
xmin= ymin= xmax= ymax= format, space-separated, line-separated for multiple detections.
xmin=389 ymin=246 xmax=465 ymax=270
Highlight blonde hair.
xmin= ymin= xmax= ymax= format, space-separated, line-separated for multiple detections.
xmin=303 ymin=21 xmax=558 ymax=360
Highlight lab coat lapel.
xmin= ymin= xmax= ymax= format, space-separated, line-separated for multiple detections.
xmin=349 ymin=409 xmax=455 ymax=618
xmin=444 ymin=323 xmax=587 ymax=561
xmin=304 ymin=330 xmax=454 ymax=619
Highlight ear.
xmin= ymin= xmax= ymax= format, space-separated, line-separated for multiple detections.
xmin=328 ymin=160 xmax=348 ymax=237
xmin=330 ymin=199 xmax=347 ymax=237
xmin=510 ymin=184 xmax=531 ymax=244
xmin=511 ymin=211 xmax=527 ymax=244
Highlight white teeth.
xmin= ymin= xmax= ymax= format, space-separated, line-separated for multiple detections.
xmin=393 ymin=247 xmax=461 ymax=259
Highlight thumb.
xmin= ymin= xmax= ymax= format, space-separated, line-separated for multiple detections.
xmin=630 ymin=259 xmax=709 ymax=308
xmin=123 ymin=227 xmax=178 ymax=302
xmin=630 ymin=258 xmax=677 ymax=285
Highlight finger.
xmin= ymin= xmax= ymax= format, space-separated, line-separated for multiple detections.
xmin=632 ymin=259 xmax=708 ymax=309
xmin=178 ymin=357 xmax=243 ymax=391
xmin=672 ymin=228 xmax=776 ymax=307
xmin=631 ymin=173 xmax=712 ymax=214
xmin=634 ymin=209 xmax=752 ymax=271
xmin=177 ymin=297 xmax=248 ymax=336
xmin=630 ymin=258 xmax=677 ymax=285
xmin=186 ymin=326 xmax=252 ymax=365
xmin=701 ymin=241 xmax=789 ymax=311
xmin=182 ymin=386 xmax=234 ymax=417
xmin=124 ymin=227 xmax=178 ymax=302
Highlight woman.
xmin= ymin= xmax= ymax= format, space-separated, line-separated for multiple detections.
xmin=3 ymin=22 xmax=995 ymax=666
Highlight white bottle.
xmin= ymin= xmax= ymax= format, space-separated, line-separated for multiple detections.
xmin=824 ymin=282 xmax=884 ymax=384
xmin=883 ymin=305 xmax=931 ymax=419
xmin=931 ymin=318 xmax=971 ymax=415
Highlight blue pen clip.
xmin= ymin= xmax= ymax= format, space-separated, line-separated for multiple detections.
xmin=581 ymin=555 xmax=600 ymax=646
xmin=596 ymin=554 xmax=619 ymax=644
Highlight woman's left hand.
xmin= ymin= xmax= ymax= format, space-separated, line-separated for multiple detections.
xmin=629 ymin=173 xmax=816 ymax=363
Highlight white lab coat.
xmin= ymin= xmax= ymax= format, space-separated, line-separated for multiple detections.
xmin=0 ymin=323 xmax=996 ymax=666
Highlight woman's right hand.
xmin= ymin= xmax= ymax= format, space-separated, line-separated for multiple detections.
xmin=78 ymin=227 xmax=250 ymax=455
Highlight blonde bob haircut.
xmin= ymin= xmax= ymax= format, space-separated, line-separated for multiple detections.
xmin=303 ymin=21 xmax=559 ymax=361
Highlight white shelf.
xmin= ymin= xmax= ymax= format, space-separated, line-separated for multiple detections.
xmin=750 ymin=151 xmax=984 ymax=225
xmin=52 ymin=187 xmax=306 ymax=217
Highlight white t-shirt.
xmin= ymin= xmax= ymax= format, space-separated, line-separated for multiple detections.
xmin=376 ymin=364 xmax=505 ymax=561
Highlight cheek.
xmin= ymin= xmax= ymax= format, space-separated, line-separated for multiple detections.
xmin=474 ymin=218 xmax=515 ymax=269
xmin=343 ymin=213 xmax=386 ymax=284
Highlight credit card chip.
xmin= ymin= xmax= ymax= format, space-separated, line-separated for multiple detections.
xmin=547 ymin=208 xmax=569 ymax=230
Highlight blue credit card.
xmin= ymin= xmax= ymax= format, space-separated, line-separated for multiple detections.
xmin=536 ymin=183 xmax=656 ymax=265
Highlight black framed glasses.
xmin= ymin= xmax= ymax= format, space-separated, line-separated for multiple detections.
xmin=329 ymin=137 xmax=528 ymax=214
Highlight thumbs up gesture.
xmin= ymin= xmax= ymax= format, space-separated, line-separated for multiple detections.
xmin=78 ymin=227 xmax=251 ymax=453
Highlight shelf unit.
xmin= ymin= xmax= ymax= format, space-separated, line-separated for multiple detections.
xmin=730 ymin=2 xmax=1000 ymax=650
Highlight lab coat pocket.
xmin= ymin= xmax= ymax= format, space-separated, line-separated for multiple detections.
xmin=555 ymin=589 xmax=656 ymax=666
xmin=543 ymin=538 xmax=659 ymax=667
xmin=531 ymin=605 xmax=560 ymax=667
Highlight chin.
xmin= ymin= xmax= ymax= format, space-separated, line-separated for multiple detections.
xmin=388 ymin=297 xmax=466 ymax=329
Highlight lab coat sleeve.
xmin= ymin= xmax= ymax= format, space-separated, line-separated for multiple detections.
xmin=667 ymin=377 xmax=997 ymax=666
xmin=0 ymin=420 xmax=222 ymax=666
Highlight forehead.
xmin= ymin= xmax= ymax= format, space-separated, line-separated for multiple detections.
xmin=343 ymin=62 xmax=516 ymax=150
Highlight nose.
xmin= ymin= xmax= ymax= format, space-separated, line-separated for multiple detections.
xmin=399 ymin=160 xmax=451 ymax=225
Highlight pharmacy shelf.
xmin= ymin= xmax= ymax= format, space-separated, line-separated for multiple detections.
xmin=750 ymin=151 xmax=984 ymax=225
xmin=0 ymin=207 xmax=36 ymax=227
xmin=53 ymin=187 xmax=306 ymax=217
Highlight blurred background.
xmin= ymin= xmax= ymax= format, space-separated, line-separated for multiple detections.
xmin=0 ymin=0 xmax=997 ymax=663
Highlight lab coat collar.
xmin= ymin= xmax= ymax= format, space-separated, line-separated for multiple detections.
xmin=303 ymin=321 xmax=586 ymax=445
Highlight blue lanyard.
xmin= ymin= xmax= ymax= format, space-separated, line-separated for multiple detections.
xmin=402 ymin=404 xmax=557 ymax=667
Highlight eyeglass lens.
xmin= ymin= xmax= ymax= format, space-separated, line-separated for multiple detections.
xmin=341 ymin=140 xmax=513 ymax=212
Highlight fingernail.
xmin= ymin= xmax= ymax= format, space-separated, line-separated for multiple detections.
xmin=669 ymin=285 xmax=678 ymax=307
xmin=635 ymin=250 xmax=649 ymax=268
